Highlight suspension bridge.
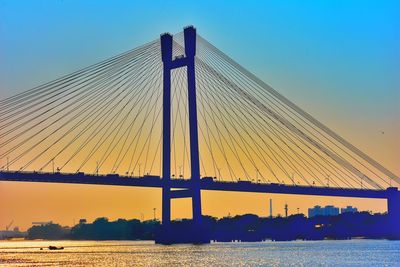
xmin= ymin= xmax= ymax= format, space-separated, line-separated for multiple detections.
xmin=0 ymin=26 xmax=399 ymax=243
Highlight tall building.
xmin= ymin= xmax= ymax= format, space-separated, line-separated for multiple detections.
xmin=269 ymin=198 xmax=273 ymax=218
xmin=341 ymin=206 xmax=358 ymax=214
xmin=284 ymin=203 xmax=288 ymax=217
xmin=308 ymin=205 xmax=339 ymax=218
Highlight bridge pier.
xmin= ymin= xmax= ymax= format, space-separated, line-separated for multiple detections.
xmin=156 ymin=26 xmax=209 ymax=244
xmin=386 ymin=187 xmax=400 ymax=239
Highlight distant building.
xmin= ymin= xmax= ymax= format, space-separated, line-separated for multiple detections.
xmin=32 ymin=221 xmax=52 ymax=226
xmin=269 ymin=199 xmax=273 ymax=218
xmin=341 ymin=206 xmax=358 ymax=214
xmin=284 ymin=203 xmax=288 ymax=218
xmin=79 ymin=219 xmax=87 ymax=224
xmin=308 ymin=205 xmax=339 ymax=218
xmin=0 ymin=229 xmax=26 ymax=240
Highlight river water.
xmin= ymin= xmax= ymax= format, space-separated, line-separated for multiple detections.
xmin=0 ymin=240 xmax=399 ymax=266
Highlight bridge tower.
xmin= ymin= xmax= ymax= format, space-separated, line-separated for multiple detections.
xmin=386 ymin=187 xmax=400 ymax=238
xmin=157 ymin=26 xmax=207 ymax=244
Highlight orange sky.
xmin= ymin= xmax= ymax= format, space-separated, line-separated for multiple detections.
xmin=0 ymin=180 xmax=389 ymax=231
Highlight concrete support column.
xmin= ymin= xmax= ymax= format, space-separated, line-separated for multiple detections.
xmin=161 ymin=33 xmax=172 ymax=225
xmin=386 ymin=187 xmax=400 ymax=238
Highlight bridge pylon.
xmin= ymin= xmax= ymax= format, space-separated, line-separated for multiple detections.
xmin=156 ymin=26 xmax=209 ymax=244
xmin=386 ymin=187 xmax=400 ymax=239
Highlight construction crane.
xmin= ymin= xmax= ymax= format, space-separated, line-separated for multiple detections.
xmin=5 ymin=220 xmax=13 ymax=231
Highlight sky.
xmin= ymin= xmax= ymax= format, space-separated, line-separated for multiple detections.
xmin=0 ymin=0 xmax=399 ymax=230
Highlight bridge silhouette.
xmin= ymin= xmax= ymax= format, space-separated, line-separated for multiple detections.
xmin=0 ymin=26 xmax=399 ymax=243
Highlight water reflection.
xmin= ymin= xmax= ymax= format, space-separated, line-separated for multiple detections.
xmin=0 ymin=240 xmax=399 ymax=266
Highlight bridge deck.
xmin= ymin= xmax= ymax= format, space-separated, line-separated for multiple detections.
xmin=0 ymin=171 xmax=391 ymax=199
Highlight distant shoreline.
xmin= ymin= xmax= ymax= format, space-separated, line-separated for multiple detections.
xmin=13 ymin=212 xmax=400 ymax=242
xmin=0 ymin=238 xmax=395 ymax=244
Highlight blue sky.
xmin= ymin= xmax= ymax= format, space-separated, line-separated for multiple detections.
xmin=0 ymin=0 xmax=399 ymax=169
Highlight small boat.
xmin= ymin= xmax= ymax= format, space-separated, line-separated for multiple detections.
xmin=48 ymin=246 xmax=64 ymax=250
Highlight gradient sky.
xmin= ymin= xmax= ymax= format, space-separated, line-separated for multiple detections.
xmin=0 ymin=0 xmax=399 ymax=230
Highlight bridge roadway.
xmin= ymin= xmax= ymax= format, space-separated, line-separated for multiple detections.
xmin=0 ymin=171 xmax=392 ymax=200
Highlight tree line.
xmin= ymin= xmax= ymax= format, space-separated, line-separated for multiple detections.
xmin=27 ymin=212 xmax=399 ymax=241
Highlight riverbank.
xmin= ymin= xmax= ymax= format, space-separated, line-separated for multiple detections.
xmin=23 ymin=212 xmax=400 ymax=242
